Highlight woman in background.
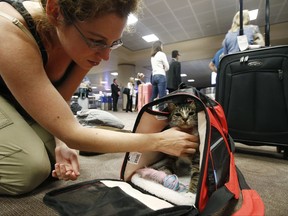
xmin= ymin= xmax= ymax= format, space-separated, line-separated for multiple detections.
xmin=126 ymin=77 xmax=135 ymax=112
xmin=134 ymin=72 xmax=145 ymax=112
xmin=150 ymin=40 xmax=169 ymax=104
xmin=223 ymin=9 xmax=264 ymax=54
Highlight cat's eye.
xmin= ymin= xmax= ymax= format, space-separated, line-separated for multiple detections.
xmin=175 ymin=113 xmax=182 ymax=116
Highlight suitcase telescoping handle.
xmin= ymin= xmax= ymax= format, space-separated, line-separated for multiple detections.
xmin=264 ymin=0 xmax=270 ymax=46
xmin=239 ymin=0 xmax=270 ymax=46
xmin=239 ymin=0 xmax=244 ymax=36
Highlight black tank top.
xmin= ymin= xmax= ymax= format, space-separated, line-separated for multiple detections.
xmin=0 ymin=0 xmax=74 ymax=119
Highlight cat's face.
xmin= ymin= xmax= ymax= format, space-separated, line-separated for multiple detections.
xmin=168 ymin=102 xmax=198 ymax=129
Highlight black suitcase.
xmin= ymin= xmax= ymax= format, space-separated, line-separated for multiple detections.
xmin=215 ymin=0 xmax=288 ymax=158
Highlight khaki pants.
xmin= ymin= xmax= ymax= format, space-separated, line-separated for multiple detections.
xmin=0 ymin=96 xmax=55 ymax=195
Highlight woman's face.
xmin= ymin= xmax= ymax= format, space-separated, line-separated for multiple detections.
xmin=57 ymin=13 xmax=127 ymax=70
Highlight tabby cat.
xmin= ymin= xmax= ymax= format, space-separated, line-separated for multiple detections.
xmin=165 ymin=101 xmax=200 ymax=194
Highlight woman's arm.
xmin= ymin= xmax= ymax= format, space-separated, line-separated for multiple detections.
xmin=0 ymin=21 xmax=197 ymax=158
xmin=161 ymin=52 xmax=169 ymax=71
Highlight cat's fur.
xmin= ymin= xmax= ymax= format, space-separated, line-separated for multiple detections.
xmin=165 ymin=101 xmax=200 ymax=193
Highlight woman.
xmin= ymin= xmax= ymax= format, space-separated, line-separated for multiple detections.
xmin=125 ymin=77 xmax=135 ymax=112
xmin=134 ymin=72 xmax=145 ymax=111
xmin=0 ymin=0 xmax=198 ymax=195
xmin=150 ymin=40 xmax=169 ymax=103
xmin=223 ymin=10 xmax=264 ymax=55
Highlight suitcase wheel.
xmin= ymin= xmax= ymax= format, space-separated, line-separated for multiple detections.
xmin=277 ymin=146 xmax=288 ymax=160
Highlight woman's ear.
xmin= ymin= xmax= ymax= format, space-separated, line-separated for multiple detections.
xmin=45 ymin=0 xmax=61 ymax=25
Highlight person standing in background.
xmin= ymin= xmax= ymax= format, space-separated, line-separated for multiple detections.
xmin=150 ymin=40 xmax=169 ymax=102
xmin=209 ymin=47 xmax=224 ymax=73
xmin=135 ymin=73 xmax=145 ymax=112
xmin=126 ymin=77 xmax=135 ymax=112
xmin=222 ymin=10 xmax=264 ymax=55
xmin=79 ymin=76 xmax=91 ymax=99
xmin=209 ymin=47 xmax=224 ymax=85
xmin=111 ymin=78 xmax=120 ymax=112
xmin=166 ymin=50 xmax=181 ymax=93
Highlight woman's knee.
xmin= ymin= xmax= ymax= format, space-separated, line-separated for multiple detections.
xmin=0 ymin=97 xmax=54 ymax=195
xmin=0 ymin=152 xmax=51 ymax=195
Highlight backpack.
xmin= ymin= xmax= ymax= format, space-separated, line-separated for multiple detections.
xmin=44 ymin=88 xmax=264 ymax=216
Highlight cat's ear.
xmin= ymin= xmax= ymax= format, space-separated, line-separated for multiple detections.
xmin=189 ymin=100 xmax=197 ymax=110
xmin=167 ymin=103 xmax=176 ymax=112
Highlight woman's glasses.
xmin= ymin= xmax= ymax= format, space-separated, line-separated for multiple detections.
xmin=72 ymin=21 xmax=123 ymax=50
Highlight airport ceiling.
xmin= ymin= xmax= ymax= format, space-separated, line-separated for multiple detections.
xmin=88 ymin=0 xmax=288 ymax=90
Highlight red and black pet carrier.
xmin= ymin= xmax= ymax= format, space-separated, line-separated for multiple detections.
xmin=44 ymin=88 xmax=264 ymax=216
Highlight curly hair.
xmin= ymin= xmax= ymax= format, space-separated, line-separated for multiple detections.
xmin=229 ymin=10 xmax=250 ymax=32
xmin=35 ymin=0 xmax=142 ymax=45
xmin=56 ymin=0 xmax=141 ymax=23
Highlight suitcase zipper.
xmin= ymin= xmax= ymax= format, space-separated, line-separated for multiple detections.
xmin=240 ymin=56 xmax=249 ymax=63
xmin=278 ymin=69 xmax=284 ymax=80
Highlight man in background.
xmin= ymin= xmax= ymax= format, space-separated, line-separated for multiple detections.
xmin=111 ymin=78 xmax=120 ymax=112
xmin=166 ymin=50 xmax=181 ymax=93
xmin=209 ymin=47 xmax=224 ymax=73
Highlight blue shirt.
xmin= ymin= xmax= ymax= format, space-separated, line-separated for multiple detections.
xmin=223 ymin=25 xmax=260 ymax=55
xmin=212 ymin=48 xmax=224 ymax=69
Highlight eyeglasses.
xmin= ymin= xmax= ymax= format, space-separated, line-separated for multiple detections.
xmin=71 ymin=22 xmax=123 ymax=50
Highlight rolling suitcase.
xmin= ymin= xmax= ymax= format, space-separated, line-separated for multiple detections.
xmin=215 ymin=0 xmax=288 ymax=158
xmin=137 ymin=83 xmax=152 ymax=112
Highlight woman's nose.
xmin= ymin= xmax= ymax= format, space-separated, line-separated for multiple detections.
xmin=97 ymin=48 xmax=111 ymax=61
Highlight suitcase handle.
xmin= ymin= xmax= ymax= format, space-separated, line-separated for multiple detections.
xmin=265 ymin=0 xmax=270 ymax=46
xmin=239 ymin=0 xmax=270 ymax=46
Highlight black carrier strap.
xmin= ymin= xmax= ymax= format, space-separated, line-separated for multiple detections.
xmin=1 ymin=0 xmax=48 ymax=65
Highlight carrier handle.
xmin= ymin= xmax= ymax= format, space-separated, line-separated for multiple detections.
xmin=195 ymin=89 xmax=227 ymax=132
xmin=200 ymin=186 xmax=235 ymax=216
xmin=232 ymin=168 xmax=265 ymax=216
xmin=200 ymin=167 xmax=264 ymax=216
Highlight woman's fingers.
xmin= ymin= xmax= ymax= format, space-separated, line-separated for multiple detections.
xmin=185 ymin=148 xmax=197 ymax=154
xmin=52 ymin=163 xmax=78 ymax=181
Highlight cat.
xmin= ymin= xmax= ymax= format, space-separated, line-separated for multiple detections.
xmin=164 ymin=101 xmax=200 ymax=194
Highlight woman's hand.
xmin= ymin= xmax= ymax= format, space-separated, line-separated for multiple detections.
xmin=156 ymin=127 xmax=199 ymax=157
xmin=52 ymin=143 xmax=80 ymax=181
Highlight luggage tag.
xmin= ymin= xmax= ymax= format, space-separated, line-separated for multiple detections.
xmin=128 ymin=152 xmax=142 ymax=164
xmin=237 ymin=35 xmax=249 ymax=51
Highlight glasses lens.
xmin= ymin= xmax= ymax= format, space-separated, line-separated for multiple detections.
xmin=89 ymin=39 xmax=123 ymax=50
xmin=110 ymin=39 xmax=123 ymax=50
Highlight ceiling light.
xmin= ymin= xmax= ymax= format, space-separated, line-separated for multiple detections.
xmin=111 ymin=72 xmax=118 ymax=76
xmin=188 ymin=79 xmax=195 ymax=82
xmin=100 ymin=81 xmax=107 ymax=84
xmin=127 ymin=14 xmax=138 ymax=25
xmin=142 ymin=34 xmax=159 ymax=42
xmin=180 ymin=74 xmax=187 ymax=77
xmin=249 ymin=9 xmax=258 ymax=21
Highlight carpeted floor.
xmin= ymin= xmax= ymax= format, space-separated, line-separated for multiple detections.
xmin=0 ymin=110 xmax=288 ymax=216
